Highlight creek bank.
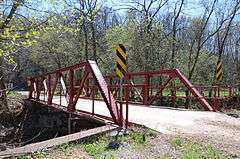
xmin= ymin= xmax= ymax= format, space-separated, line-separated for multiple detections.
xmin=0 ymin=98 xmax=105 ymax=151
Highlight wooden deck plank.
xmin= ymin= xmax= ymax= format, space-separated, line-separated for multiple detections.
xmin=0 ymin=125 xmax=117 ymax=158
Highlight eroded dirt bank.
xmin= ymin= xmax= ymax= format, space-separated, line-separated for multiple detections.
xmin=0 ymin=98 xmax=105 ymax=151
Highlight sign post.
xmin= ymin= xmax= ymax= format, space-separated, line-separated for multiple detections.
xmin=115 ymin=44 xmax=127 ymax=127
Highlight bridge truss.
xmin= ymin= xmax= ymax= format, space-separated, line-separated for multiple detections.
xmin=28 ymin=61 xmax=235 ymax=127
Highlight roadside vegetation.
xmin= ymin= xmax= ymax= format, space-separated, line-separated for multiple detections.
xmin=16 ymin=126 xmax=231 ymax=159
xmin=170 ymin=137 xmax=230 ymax=159
xmin=17 ymin=126 xmax=155 ymax=159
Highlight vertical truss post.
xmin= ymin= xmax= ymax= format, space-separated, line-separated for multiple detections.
xmin=47 ymin=75 xmax=52 ymax=105
xmin=48 ymin=73 xmax=58 ymax=105
xmin=28 ymin=79 xmax=34 ymax=99
xmin=86 ymin=78 xmax=90 ymax=97
xmin=143 ymin=75 xmax=150 ymax=105
xmin=43 ymin=78 xmax=47 ymax=102
xmin=41 ymin=77 xmax=45 ymax=101
xmin=36 ymin=78 xmax=40 ymax=100
xmin=68 ymin=69 xmax=75 ymax=111
xmin=92 ymin=83 xmax=95 ymax=115
xmin=125 ymin=75 xmax=129 ymax=128
xmin=59 ymin=73 xmax=62 ymax=106
xmin=119 ymin=102 xmax=123 ymax=127
xmin=33 ymin=81 xmax=36 ymax=98
xmin=171 ymin=82 xmax=177 ymax=108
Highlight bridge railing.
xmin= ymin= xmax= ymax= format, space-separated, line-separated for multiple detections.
xmin=84 ymin=69 xmax=237 ymax=111
xmin=84 ymin=81 xmax=235 ymax=110
xmin=27 ymin=61 xmax=127 ymax=127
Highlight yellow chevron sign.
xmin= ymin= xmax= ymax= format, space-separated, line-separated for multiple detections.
xmin=115 ymin=44 xmax=127 ymax=79
xmin=216 ymin=60 xmax=223 ymax=82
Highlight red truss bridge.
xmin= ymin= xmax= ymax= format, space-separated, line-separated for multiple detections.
xmin=27 ymin=60 xmax=234 ymax=127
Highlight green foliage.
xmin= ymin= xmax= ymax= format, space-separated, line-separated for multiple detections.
xmin=0 ymin=25 xmax=40 ymax=64
xmin=56 ymin=143 xmax=74 ymax=153
xmin=171 ymin=137 xmax=183 ymax=147
xmin=32 ymin=151 xmax=48 ymax=158
xmin=101 ymin=25 xmax=134 ymax=73
xmin=16 ymin=150 xmax=48 ymax=159
xmin=159 ymin=154 xmax=172 ymax=159
xmin=123 ymin=131 xmax=147 ymax=145
xmin=81 ymin=136 xmax=109 ymax=157
xmin=105 ymin=26 xmax=133 ymax=52
xmin=16 ymin=155 xmax=29 ymax=159
xmin=7 ymin=91 xmax=24 ymax=98
xmin=171 ymin=137 xmax=230 ymax=159
xmin=27 ymin=16 xmax=82 ymax=72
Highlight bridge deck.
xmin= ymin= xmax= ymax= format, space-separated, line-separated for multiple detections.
xmin=35 ymin=94 xmax=240 ymax=137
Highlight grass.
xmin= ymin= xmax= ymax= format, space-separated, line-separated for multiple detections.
xmin=158 ymin=90 xmax=230 ymax=97
xmin=159 ymin=154 xmax=172 ymax=159
xmin=16 ymin=143 xmax=77 ymax=159
xmin=16 ymin=131 xmax=232 ymax=159
xmin=171 ymin=137 xmax=230 ymax=159
xmin=81 ymin=129 xmax=154 ymax=159
xmin=17 ymin=127 xmax=156 ymax=159
xmin=7 ymin=91 xmax=25 ymax=98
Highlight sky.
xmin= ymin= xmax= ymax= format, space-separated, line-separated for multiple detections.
xmin=0 ymin=0 xmax=223 ymax=19
xmin=27 ymin=0 xmax=205 ymax=17
xmin=104 ymin=0 xmax=204 ymax=16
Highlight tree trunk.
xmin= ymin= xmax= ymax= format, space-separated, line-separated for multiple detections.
xmin=171 ymin=28 xmax=176 ymax=68
xmin=237 ymin=62 xmax=240 ymax=92
xmin=90 ymin=22 xmax=97 ymax=63
xmin=83 ymin=20 xmax=88 ymax=61
xmin=0 ymin=57 xmax=9 ymax=122
xmin=171 ymin=0 xmax=184 ymax=68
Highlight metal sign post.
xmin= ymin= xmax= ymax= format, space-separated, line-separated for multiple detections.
xmin=115 ymin=44 xmax=127 ymax=128
xmin=119 ymin=79 xmax=123 ymax=127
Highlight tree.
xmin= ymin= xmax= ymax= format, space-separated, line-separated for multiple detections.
xmin=64 ymin=0 xmax=101 ymax=62
xmin=28 ymin=16 xmax=82 ymax=71
xmin=216 ymin=0 xmax=240 ymax=60
xmin=0 ymin=0 xmax=46 ymax=123
xmin=170 ymin=0 xmax=184 ymax=68
xmin=0 ymin=0 xmax=23 ymax=121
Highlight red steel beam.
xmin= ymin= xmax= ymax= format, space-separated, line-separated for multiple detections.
xmin=28 ymin=62 xmax=88 ymax=79
xmin=68 ymin=69 xmax=75 ymax=111
xmin=148 ymin=76 xmax=174 ymax=105
xmin=174 ymin=69 xmax=217 ymax=111
xmin=88 ymin=60 xmax=121 ymax=126
xmin=72 ymin=70 xmax=90 ymax=107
